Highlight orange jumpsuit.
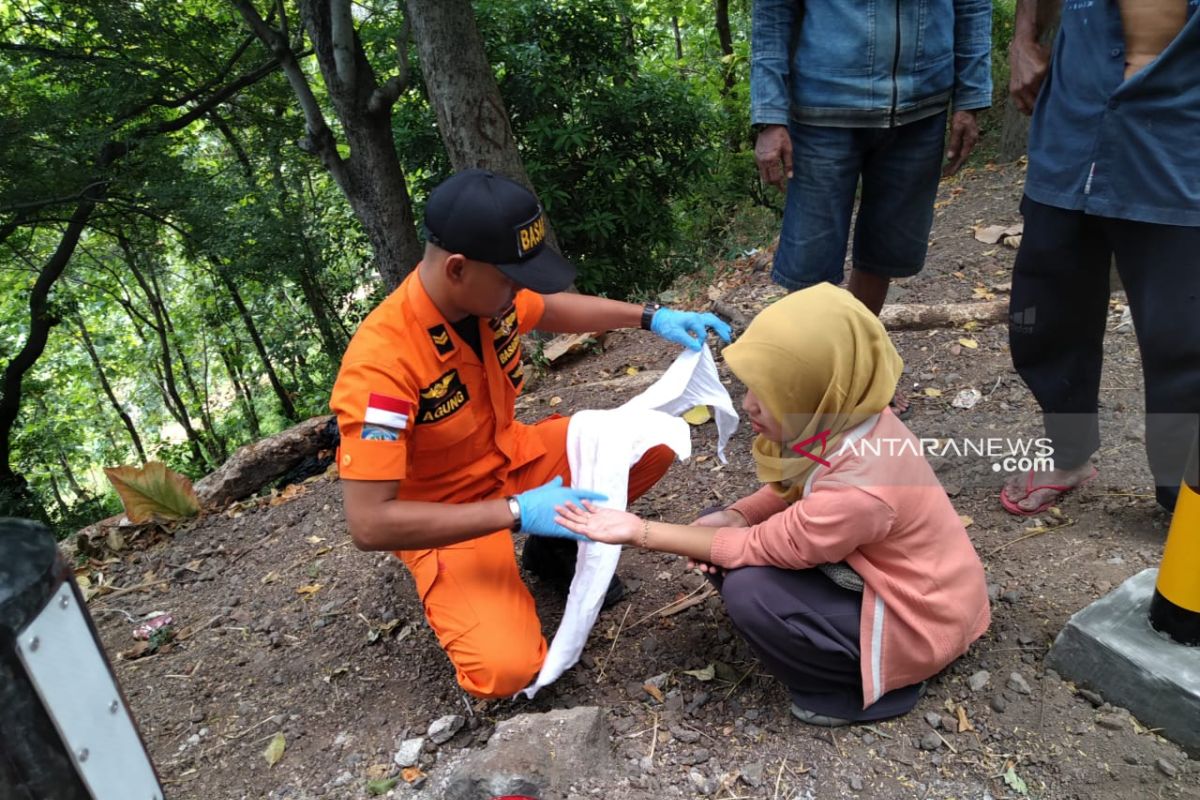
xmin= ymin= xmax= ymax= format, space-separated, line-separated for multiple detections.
xmin=331 ymin=269 xmax=672 ymax=696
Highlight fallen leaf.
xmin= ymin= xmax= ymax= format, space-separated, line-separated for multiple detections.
xmin=951 ymin=271 xmax=965 ymax=279
xmin=972 ymin=224 xmax=1008 ymax=245
xmin=962 ymin=320 xmax=980 ymax=332
xmin=263 ymin=733 xmax=286 ymax=767
xmin=972 ymin=286 xmax=996 ymax=300
xmin=106 ymin=529 xmax=125 ymax=552
xmin=104 ymin=462 xmax=199 ymax=524
xmin=958 ymin=338 xmax=979 ymax=349
xmin=712 ymin=660 xmax=739 ymax=683
xmin=548 ymin=396 xmax=562 ymax=407
xmin=315 ymin=546 xmax=332 ymax=556
xmin=959 ymin=514 xmax=974 ymax=528
xmin=367 ymin=778 xmax=399 ymax=795
xmin=1003 ymin=233 xmax=1023 ymax=248
xmin=260 ymin=571 xmax=280 ymax=585
xmin=1003 ymin=764 xmax=1028 ymax=795
xmin=924 ymin=388 xmax=943 ymax=398
xmin=296 ymin=583 xmax=323 ymax=597
xmin=982 ymin=248 xmax=998 ymax=257
xmin=305 ymin=535 xmax=325 ymax=544
xmin=682 ymin=405 xmax=711 ymax=425
xmin=682 ymin=664 xmax=716 ymax=682
xmin=624 ymin=366 xmax=640 ymax=376
xmin=642 ymin=683 xmax=665 ymax=703
xmin=401 ymin=767 xmax=425 ymax=784
xmin=956 ymin=704 xmax=975 ymax=733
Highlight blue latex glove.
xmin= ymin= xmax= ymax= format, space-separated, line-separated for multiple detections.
xmin=515 ymin=476 xmax=607 ymax=541
xmin=649 ymin=308 xmax=733 ymax=351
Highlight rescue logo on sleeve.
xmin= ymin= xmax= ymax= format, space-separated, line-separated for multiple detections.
xmin=427 ymin=323 xmax=455 ymax=356
xmin=362 ymin=393 xmax=412 ymax=441
xmin=417 ymin=369 xmax=470 ymax=423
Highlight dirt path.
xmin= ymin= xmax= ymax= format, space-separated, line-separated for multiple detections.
xmin=88 ymin=163 xmax=1197 ymax=799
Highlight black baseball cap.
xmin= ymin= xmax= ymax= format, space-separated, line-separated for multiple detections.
xmin=423 ymin=169 xmax=576 ymax=294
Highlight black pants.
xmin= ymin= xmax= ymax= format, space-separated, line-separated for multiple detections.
xmin=713 ymin=566 xmax=922 ymax=722
xmin=1010 ymin=197 xmax=1200 ymax=511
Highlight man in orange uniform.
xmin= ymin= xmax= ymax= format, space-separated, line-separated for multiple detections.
xmin=330 ymin=170 xmax=731 ymax=698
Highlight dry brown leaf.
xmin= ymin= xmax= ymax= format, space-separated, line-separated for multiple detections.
xmin=296 ymin=583 xmax=323 ymax=598
xmin=548 ymin=396 xmax=563 ymax=407
xmin=972 ymin=224 xmax=1008 ymax=245
xmin=958 ymin=338 xmax=979 ymax=349
xmin=959 ymin=514 xmax=974 ymax=528
xmin=643 ymin=683 xmax=665 ymax=703
xmin=924 ymin=388 xmax=943 ymax=398
xmin=401 ymin=767 xmax=425 ymax=784
xmin=260 ymin=571 xmax=280 ymax=585
xmin=957 ymin=705 xmax=975 ymax=733
xmin=103 ymin=461 xmax=199 ymax=523
xmin=305 ymin=535 xmax=324 ymax=544
xmin=624 ymin=366 xmax=640 ymax=376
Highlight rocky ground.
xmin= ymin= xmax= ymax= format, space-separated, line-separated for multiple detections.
xmin=81 ymin=162 xmax=1198 ymax=799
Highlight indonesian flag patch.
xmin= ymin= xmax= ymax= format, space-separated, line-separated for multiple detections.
xmin=362 ymin=393 xmax=411 ymax=441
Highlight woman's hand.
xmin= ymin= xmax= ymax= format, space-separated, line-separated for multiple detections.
xmin=555 ymin=500 xmax=641 ymax=545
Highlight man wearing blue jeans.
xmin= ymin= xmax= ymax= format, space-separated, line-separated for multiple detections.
xmin=1001 ymin=0 xmax=1200 ymax=516
xmin=751 ymin=0 xmax=992 ymax=409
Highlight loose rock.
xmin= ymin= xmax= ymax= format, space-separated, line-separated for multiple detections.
xmin=924 ymin=712 xmax=942 ymax=730
xmin=394 ymin=737 xmax=425 ymax=768
xmin=1156 ymin=758 xmax=1178 ymax=778
xmin=850 ymin=774 xmax=864 ymax=791
xmin=968 ymin=670 xmax=991 ymax=692
xmin=1007 ymin=672 xmax=1033 ymax=695
xmin=740 ymin=762 xmax=764 ymax=788
xmin=918 ymin=732 xmax=942 ymax=751
xmin=427 ymin=714 xmax=465 ymax=745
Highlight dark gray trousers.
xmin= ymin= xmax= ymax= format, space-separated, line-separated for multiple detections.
xmin=714 ymin=565 xmax=922 ymax=721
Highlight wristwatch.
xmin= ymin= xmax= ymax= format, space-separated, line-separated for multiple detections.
xmin=505 ymin=496 xmax=522 ymax=533
xmin=640 ymin=302 xmax=662 ymax=331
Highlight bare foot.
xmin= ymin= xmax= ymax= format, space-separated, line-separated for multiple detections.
xmin=1001 ymin=463 xmax=1098 ymax=514
xmin=890 ymin=388 xmax=910 ymax=416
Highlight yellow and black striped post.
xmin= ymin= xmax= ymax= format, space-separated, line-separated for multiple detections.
xmin=1149 ymin=439 xmax=1200 ymax=646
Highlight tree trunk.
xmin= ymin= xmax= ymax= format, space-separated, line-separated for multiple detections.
xmin=214 ymin=267 xmax=299 ymax=421
xmin=406 ymin=0 xmax=560 ymax=251
xmin=672 ymin=17 xmax=684 ymax=60
xmin=715 ymin=0 xmax=735 ymax=95
xmin=120 ymin=242 xmax=215 ymax=468
xmin=75 ymin=316 xmax=147 ymax=463
xmin=234 ymin=0 xmax=424 ymax=290
xmin=46 ymin=473 xmax=70 ymax=520
xmin=0 ymin=194 xmax=99 ymax=522
xmin=997 ymin=2 xmax=1062 ymax=163
xmin=220 ymin=344 xmax=263 ymax=439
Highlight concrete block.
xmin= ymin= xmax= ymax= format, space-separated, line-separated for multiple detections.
xmin=1047 ymin=568 xmax=1200 ymax=756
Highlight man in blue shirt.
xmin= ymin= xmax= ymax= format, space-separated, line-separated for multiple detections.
xmin=1001 ymin=0 xmax=1200 ymax=516
xmin=751 ymin=0 xmax=992 ymax=414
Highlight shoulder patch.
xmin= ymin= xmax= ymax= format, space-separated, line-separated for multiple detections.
xmin=417 ymin=369 xmax=470 ymax=424
xmin=428 ymin=323 xmax=455 ymax=356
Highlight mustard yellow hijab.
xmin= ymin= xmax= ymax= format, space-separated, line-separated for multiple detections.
xmin=722 ymin=284 xmax=903 ymax=502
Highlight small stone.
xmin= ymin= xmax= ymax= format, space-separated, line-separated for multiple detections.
xmin=689 ymin=769 xmax=717 ymax=796
xmin=1017 ymin=632 xmax=1035 ymax=646
xmin=990 ymin=696 xmax=1008 ymax=713
xmin=427 ymin=714 xmax=464 ymax=745
xmin=1007 ymin=672 xmax=1032 ymax=695
xmin=670 ymin=725 xmax=701 ymax=744
xmin=862 ymin=733 xmax=877 ymax=746
xmin=1156 ymin=758 xmax=1178 ymax=778
xmin=968 ymin=670 xmax=991 ymax=692
xmin=924 ymin=712 xmax=943 ymax=730
xmin=931 ymin=754 xmax=943 ymax=767
xmin=1123 ymin=754 xmax=1140 ymax=765
xmin=849 ymin=775 xmax=864 ymax=791
xmin=645 ymin=672 xmax=668 ymax=689
xmin=740 ymin=762 xmax=764 ymax=788
xmin=639 ymin=756 xmax=654 ymax=774
xmin=986 ymin=583 xmax=1002 ymax=602
xmin=329 ymin=771 xmax=353 ymax=788
xmin=1078 ymin=688 xmax=1104 ymax=707
xmin=918 ymin=732 xmax=942 ymax=751
xmin=190 ymin=709 xmax=206 ymax=723
xmin=1001 ymin=590 xmax=1022 ymax=604
xmin=683 ymin=748 xmax=710 ymax=766
xmin=393 ymin=737 xmax=424 ymax=767
xmin=1096 ymin=714 xmax=1126 ymax=731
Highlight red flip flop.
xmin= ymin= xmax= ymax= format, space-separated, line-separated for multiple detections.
xmin=999 ymin=466 xmax=1098 ymax=516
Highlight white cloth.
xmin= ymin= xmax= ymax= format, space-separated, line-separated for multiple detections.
xmin=520 ymin=345 xmax=738 ymax=698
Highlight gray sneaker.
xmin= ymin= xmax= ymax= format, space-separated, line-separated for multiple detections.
xmin=789 ymin=703 xmax=852 ymax=728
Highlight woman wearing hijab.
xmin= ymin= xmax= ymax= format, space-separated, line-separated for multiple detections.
xmin=557 ymin=284 xmax=990 ymax=726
